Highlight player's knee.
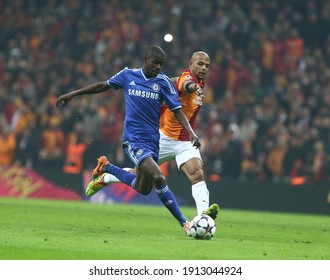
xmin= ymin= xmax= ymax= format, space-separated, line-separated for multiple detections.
xmin=190 ymin=168 xmax=205 ymax=184
xmin=151 ymin=172 xmax=166 ymax=187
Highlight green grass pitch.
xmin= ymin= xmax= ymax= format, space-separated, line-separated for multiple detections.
xmin=0 ymin=197 xmax=329 ymax=260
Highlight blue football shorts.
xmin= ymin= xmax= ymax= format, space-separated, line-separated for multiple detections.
xmin=122 ymin=140 xmax=159 ymax=167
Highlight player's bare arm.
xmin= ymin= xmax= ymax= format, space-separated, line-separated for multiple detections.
xmin=171 ymin=75 xmax=203 ymax=96
xmin=173 ymin=109 xmax=201 ymax=149
xmin=183 ymin=80 xmax=204 ymax=96
xmin=56 ymin=81 xmax=111 ymax=107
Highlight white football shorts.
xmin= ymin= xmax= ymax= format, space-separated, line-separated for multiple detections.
xmin=159 ymin=130 xmax=203 ymax=169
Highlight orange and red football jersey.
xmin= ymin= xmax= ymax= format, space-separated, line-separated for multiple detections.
xmin=160 ymin=69 xmax=204 ymax=141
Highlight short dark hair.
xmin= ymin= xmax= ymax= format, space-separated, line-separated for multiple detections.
xmin=145 ymin=45 xmax=166 ymax=59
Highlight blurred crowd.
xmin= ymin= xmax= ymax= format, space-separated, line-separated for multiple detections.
xmin=1 ymin=0 xmax=330 ymax=185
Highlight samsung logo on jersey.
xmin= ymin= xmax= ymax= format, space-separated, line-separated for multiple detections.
xmin=128 ymin=89 xmax=159 ymax=99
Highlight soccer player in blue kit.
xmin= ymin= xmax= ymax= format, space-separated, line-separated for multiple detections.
xmin=56 ymin=45 xmax=199 ymax=235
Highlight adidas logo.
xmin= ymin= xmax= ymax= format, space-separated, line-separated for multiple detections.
xmin=164 ymin=200 xmax=173 ymax=206
xmin=129 ymin=80 xmax=136 ymax=86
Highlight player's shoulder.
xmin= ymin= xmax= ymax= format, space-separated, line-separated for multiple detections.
xmin=180 ymin=69 xmax=195 ymax=81
xmin=121 ymin=67 xmax=139 ymax=73
xmin=130 ymin=67 xmax=141 ymax=72
xmin=116 ymin=67 xmax=142 ymax=79
xmin=119 ymin=67 xmax=141 ymax=73
xmin=156 ymin=72 xmax=172 ymax=83
xmin=113 ymin=66 xmax=130 ymax=76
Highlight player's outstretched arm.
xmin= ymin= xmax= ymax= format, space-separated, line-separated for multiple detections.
xmin=56 ymin=81 xmax=111 ymax=107
xmin=183 ymin=81 xmax=204 ymax=96
xmin=173 ymin=109 xmax=201 ymax=149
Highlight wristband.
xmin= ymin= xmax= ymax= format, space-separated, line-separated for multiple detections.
xmin=184 ymin=82 xmax=195 ymax=93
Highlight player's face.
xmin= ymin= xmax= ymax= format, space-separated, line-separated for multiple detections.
xmin=144 ymin=55 xmax=165 ymax=78
xmin=190 ymin=54 xmax=210 ymax=81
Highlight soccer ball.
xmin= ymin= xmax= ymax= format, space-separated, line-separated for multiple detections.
xmin=190 ymin=214 xmax=216 ymax=240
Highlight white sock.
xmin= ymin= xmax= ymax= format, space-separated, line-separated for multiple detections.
xmin=191 ymin=181 xmax=209 ymax=215
xmin=103 ymin=167 xmax=133 ymax=184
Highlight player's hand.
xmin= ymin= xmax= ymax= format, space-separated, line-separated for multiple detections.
xmin=194 ymin=84 xmax=204 ymax=98
xmin=189 ymin=132 xmax=201 ymax=149
xmin=56 ymin=93 xmax=73 ymax=107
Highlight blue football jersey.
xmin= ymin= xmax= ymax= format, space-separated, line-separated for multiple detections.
xmin=107 ymin=67 xmax=182 ymax=144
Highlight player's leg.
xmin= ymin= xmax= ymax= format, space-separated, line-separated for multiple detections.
xmin=105 ymin=168 xmax=134 ymax=183
xmin=158 ymin=130 xmax=176 ymax=165
xmin=86 ymin=167 xmax=134 ymax=196
xmin=89 ymin=154 xmax=137 ymax=194
xmin=88 ymin=142 xmax=159 ymax=196
xmin=138 ymin=157 xmax=190 ymax=228
xmin=181 ymin=159 xmax=220 ymax=220
xmin=86 ymin=142 xmax=191 ymax=233
xmin=86 ymin=141 xmax=145 ymax=196
xmin=180 ymin=158 xmax=210 ymax=213
xmin=86 ymin=155 xmax=136 ymax=196
xmin=175 ymin=142 xmax=219 ymax=220
xmin=158 ymin=133 xmax=213 ymax=227
xmin=87 ymin=131 xmax=174 ymax=197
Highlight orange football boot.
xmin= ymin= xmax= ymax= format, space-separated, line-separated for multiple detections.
xmin=92 ymin=156 xmax=109 ymax=178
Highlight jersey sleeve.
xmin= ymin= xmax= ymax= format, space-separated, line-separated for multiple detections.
xmin=177 ymin=70 xmax=198 ymax=92
xmin=161 ymin=75 xmax=182 ymax=111
xmin=106 ymin=67 xmax=128 ymax=89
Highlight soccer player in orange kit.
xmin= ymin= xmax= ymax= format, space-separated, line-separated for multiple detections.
xmin=158 ymin=51 xmax=219 ymax=219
